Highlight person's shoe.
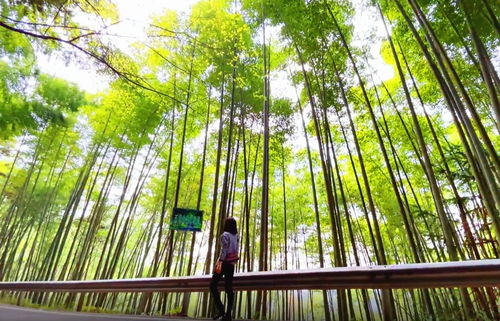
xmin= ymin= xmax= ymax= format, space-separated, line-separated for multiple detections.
xmin=212 ymin=312 xmax=225 ymax=320
xmin=222 ymin=314 xmax=232 ymax=321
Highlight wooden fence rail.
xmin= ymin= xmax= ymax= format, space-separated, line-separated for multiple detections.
xmin=0 ymin=260 xmax=498 ymax=293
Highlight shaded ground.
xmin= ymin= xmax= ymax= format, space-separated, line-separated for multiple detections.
xmin=0 ymin=304 xmax=214 ymax=321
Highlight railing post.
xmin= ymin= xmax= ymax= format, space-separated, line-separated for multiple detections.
xmin=76 ymin=293 xmax=84 ymax=312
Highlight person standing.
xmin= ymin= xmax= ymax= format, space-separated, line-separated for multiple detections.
xmin=210 ymin=217 xmax=239 ymax=321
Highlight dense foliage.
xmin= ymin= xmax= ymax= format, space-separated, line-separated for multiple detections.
xmin=0 ymin=0 xmax=498 ymax=320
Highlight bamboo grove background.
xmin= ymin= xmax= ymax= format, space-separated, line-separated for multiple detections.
xmin=0 ymin=0 xmax=498 ymax=320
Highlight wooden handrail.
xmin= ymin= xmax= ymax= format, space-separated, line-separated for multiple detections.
xmin=0 ymin=260 xmax=498 ymax=293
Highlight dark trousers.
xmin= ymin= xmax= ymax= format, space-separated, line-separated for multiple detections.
xmin=210 ymin=261 xmax=235 ymax=315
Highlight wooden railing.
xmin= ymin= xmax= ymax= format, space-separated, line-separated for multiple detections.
xmin=0 ymin=260 xmax=498 ymax=293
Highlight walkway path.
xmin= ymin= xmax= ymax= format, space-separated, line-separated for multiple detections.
xmin=0 ymin=304 xmax=210 ymax=321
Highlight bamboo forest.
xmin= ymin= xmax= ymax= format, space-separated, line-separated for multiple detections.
xmin=0 ymin=0 xmax=498 ymax=320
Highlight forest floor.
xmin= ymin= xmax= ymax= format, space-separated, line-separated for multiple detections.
xmin=0 ymin=304 xmax=250 ymax=321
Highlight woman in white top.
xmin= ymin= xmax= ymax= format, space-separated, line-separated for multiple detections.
xmin=210 ymin=217 xmax=239 ymax=321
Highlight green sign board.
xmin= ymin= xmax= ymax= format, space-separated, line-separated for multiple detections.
xmin=170 ymin=208 xmax=203 ymax=231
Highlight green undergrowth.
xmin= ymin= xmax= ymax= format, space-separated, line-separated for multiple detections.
xmin=0 ymin=294 xmax=186 ymax=317
xmin=0 ymin=294 xmax=123 ymax=315
xmin=0 ymin=294 xmax=68 ymax=311
xmin=0 ymin=293 xmax=497 ymax=320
